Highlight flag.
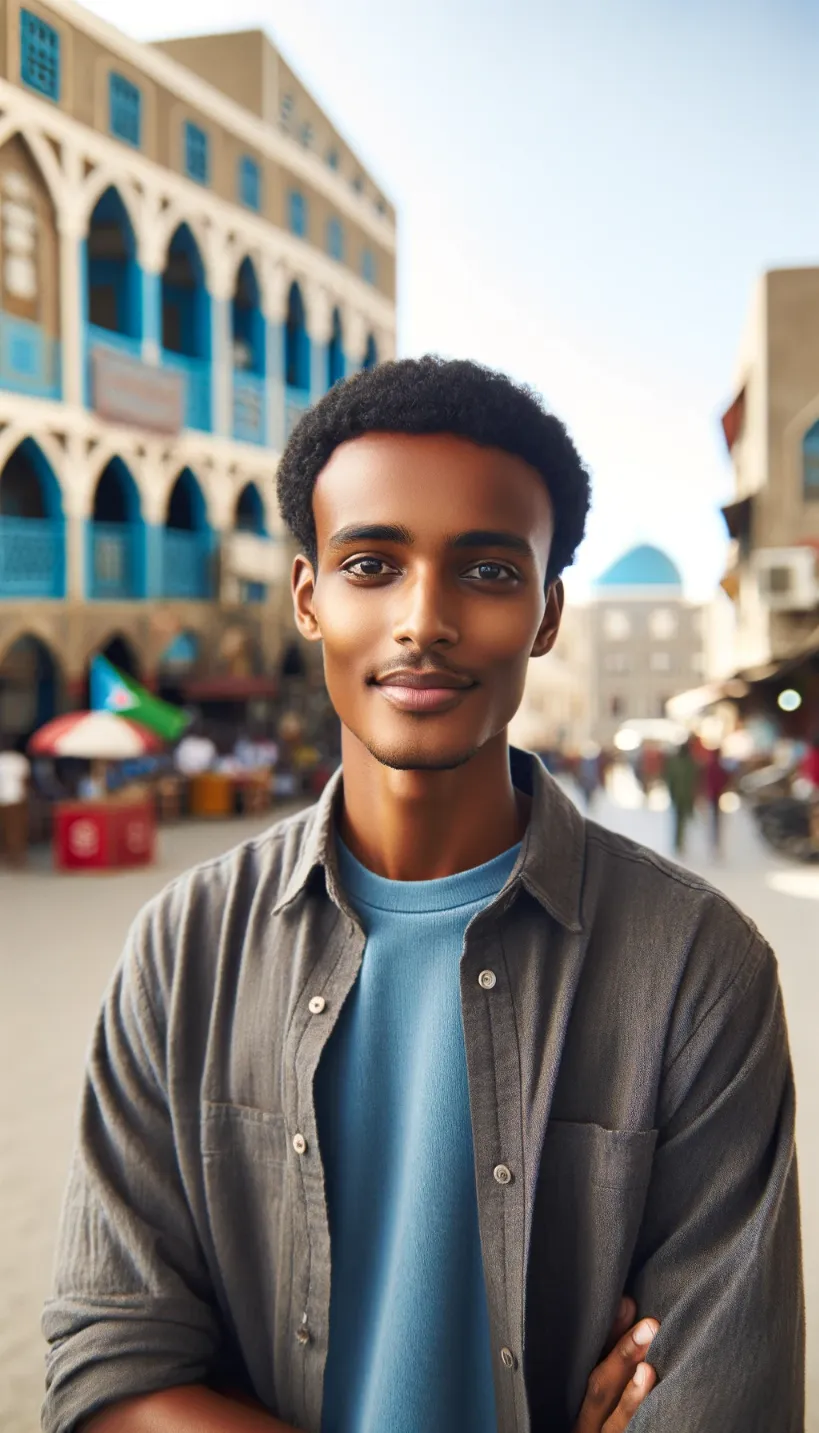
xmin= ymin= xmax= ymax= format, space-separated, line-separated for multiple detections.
xmin=90 ymin=655 xmax=191 ymax=743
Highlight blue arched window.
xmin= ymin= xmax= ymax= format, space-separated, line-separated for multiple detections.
xmin=161 ymin=225 xmax=210 ymax=360
xmin=232 ymin=257 xmax=265 ymax=376
xmin=236 ymin=481 xmax=267 ymax=535
xmin=285 ymin=282 xmax=310 ymax=392
xmin=166 ymin=468 xmax=208 ymax=532
xmin=0 ymin=438 xmax=65 ymax=598
xmin=289 ymin=189 xmax=307 ymax=238
xmin=162 ymin=469 xmax=212 ymax=599
xmin=327 ymin=217 xmax=344 ymax=262
xmin=89 ymin=458 xmax=145 ymax=599
xmin=803 ymin=420 xmax=819 ymax=496
xmin=327 ymin=308 xmax=345 ymax=389
xmin=87 ymin=187 xmax=141 ymax=340
xmin=362 ymin=333 xmax=378 ymax=371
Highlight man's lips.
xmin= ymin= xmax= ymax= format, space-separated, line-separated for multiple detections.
xmin=371 ymin=670 xmax=477 ymax=712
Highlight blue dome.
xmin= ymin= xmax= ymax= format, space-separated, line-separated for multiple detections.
xmin=595 ymin=544 xmax=682 ymax=590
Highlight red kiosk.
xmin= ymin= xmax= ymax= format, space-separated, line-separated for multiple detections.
xmin=29 ymin=712 xmax=161 ymax=872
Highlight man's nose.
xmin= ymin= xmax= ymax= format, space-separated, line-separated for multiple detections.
xmin=391 ymin=568 xmax=459 ymax=649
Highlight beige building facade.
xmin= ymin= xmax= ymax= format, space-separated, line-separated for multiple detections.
xmin=720 ymin=267 xmax=819 ymax=671
xmin=0 ymin=0 xmax=396 ymax=738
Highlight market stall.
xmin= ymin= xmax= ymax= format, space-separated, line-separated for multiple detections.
xmin=29 ymin=711 xmax=162 ymax=872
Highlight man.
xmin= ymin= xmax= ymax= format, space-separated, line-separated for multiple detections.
xmin=0 ymin=739 xmax=31 ymax=866
xmin=43 ymin=358 xmax=803 ymax=1433
xmin=664 ymin=736 xmax=699 ymax=856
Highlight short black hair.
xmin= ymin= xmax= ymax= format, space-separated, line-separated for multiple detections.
xmin=276 ymin=355 xmax=591 ymax=584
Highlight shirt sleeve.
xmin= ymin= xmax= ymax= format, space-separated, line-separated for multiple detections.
xmin=627 ymin=936 xmax=805 ymax=1430
xmin=41 ymin=897 xmax=223 ymax=1433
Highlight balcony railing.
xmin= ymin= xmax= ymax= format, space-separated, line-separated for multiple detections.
xmin=161 ymin=529 xmax=213 ymax=599
xmin=161 ymin=352 xmax=212 ymax=432
xmin=0 ymin=516 xmax=64 ymax=598
xmin=233 ymin=372 xmax=266 ymax=445
xmin=0 ymin=315 xmax=61 ymax=401
xmin=88 ymin=522 xmax=142 ymax=600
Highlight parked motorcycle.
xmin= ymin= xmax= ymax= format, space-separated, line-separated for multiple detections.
xmin=739 ymin=763 xmax=819 ymax=863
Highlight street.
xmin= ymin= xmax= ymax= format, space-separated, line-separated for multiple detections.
xmin=1 ymin=784 xmax=817 ymax=1431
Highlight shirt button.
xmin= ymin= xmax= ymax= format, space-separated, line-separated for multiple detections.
xmin=500 ymin=1346 xmax=517 ymax=1370
xmin=493 ymin=1163 xmax=513 ymax=1185
xmin=308 ymin=996 xmax=326 ymax=1014
xmin=293 ymin=1133 xmax=307 ymax=1155
xmin=478 ymin=969 xmax=497 ymax=990
xmin=295 ymin=1325 xmax=311 ymax=1346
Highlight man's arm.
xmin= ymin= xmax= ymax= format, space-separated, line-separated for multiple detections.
xmin=42 ymin=901 xmax=239 ymax=1433
xmin=626 ymin=935 xmax=804 ymax=1429
xmin=78 ymin=1385 xmax=297 ymax=1432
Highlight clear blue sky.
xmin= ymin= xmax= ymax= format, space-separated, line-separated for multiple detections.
xmin=89 ymin=0 xmax=819 ymax=597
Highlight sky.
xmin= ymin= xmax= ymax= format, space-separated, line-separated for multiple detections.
xmin=85 ymin=0 xmax=819 ymax=599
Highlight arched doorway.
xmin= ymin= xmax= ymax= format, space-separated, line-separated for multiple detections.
xmin=232 ymin=257 xmax=266 ymax=443
xmin=86 ymin=187 xmax=141 ymax=343
xmin=0 ymin=134 xmax=61 ymax=401
xmin=362 ymin=333 xmax=378 ymax=371
xmin=88 ymin=458 xmax=145 ymax=599
xmin=235 ymin=481 xmax=267 ymax=604
xmin=284 ymin=281 xmax=310 ymax=392
xmin=327 ymin=307 xmax=345 ymax=389
xmin=161 ymin=224 xmax=211 ymax=431
xmin=0 ymin=634 xmax=62 ymax=745
xmin=162 ymin=468 xmax=213 ymax=598
xmin=0 ymin=439 xmax=65 ymax=598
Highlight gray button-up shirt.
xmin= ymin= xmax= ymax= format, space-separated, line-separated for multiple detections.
xmin=42 ymin=749 xmax=804 ymax=1433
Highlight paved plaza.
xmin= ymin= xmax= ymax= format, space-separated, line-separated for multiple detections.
xmin=1 ymin=785 xmax=818 ymax=1431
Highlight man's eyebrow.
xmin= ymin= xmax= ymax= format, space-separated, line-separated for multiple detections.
xmin=450 ymin=529 xmax=534 ymax=556
xmin=327 ymin=523 xmax=413 ymax=551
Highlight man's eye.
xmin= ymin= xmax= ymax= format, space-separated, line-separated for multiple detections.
xmin=344 ymin=558 xmax=391 ymax=578
xmin=464 ymin=562 xmax=518 ymax=582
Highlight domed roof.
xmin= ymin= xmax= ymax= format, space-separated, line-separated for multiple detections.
xmin=595 ymin=544 xmax=682 ymax=590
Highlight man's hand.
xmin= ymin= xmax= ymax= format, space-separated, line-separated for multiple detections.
xmin=571 ymin=1296 xmax=659 ymax=1433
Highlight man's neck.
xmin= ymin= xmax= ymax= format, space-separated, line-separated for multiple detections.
xmin=336 ymin=730 xmax=530 ymax=882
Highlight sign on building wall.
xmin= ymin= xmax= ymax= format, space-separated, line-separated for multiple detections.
xmin=91 ymin=347 xmax=184 ymax=433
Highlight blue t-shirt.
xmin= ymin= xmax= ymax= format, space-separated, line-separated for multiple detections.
xmin=315 ymin=835 xmax=522 ymax=1433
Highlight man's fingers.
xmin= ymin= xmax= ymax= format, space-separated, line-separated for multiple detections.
xmin=603 ymin=1362 xmax=657 ymax=1432
xmin=602 ymin=1297 xmax=636 ymax=1356
xmin=574 ymin=1319 xmax=659 ymax=1432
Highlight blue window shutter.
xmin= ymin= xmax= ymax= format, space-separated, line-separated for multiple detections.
xmin=239 ymin=156 xmax=261 ymax=211
xmin=20 ymin=11 xmax=60 ymax=101
xmin=327 ymin=218 xmax=343 ymax=262
xmin=362 ymin=249 xmax=376 ymax=285
xmin=109 ymin=73 xmax=141 ymax=147
xmin=184 ymin=122 xmax=210 ymax=185
xmin=289 ymin=190 xmax=307 ymax=238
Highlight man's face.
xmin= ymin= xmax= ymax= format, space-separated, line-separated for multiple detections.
xmin=292 ymin=431 xmax=562 ymax=771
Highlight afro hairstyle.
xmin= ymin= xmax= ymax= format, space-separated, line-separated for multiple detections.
xmin=276 ymin=355 xmax=591 ymax=585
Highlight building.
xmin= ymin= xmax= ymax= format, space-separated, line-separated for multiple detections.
xmin=0 ymin=0 xmax=396 ymax=741
xmin=508 ymin=600 xmax=592 ymax=755
xmin=717 ymin=268 xmax=819 ymax=735
xmin=720 ymin=268 xmax=819 ymax=673
xmin=588 ymin=544 xmax=704 ymax=746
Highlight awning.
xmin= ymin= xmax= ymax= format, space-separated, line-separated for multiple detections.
xmin=720 ymin=387 xmax=746 ymax=453
xmin=182 ymin=676 xmax=279 ymax=701
xmin=735 ymin=627 xmax=819 ymax=685
xmin=720 ymin=494 xmax=753 ymax=540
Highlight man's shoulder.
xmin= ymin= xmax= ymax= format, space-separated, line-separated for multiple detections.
xmin=582 ymin=816 xmax=770 ymax=990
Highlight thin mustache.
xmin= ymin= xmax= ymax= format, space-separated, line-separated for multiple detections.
xmin=371 ymin=663 xmax=476 ymax=683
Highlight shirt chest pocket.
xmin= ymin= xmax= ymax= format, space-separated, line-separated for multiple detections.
xmin=200 ymin=1103 xmax=290 ymax=1270
xmin=526 ymin=1121 xmax=659 ymax=1427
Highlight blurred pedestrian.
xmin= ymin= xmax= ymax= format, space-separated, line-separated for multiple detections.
xmin=576 ymin=743 xmax=602 ymax=808
xmin=0 ymin=740 xmax=31 ymax=867
xmin=704 ymin=746 xmax=729 ymax=853
xmin=665 ymin=737 xmax=698 ymax=856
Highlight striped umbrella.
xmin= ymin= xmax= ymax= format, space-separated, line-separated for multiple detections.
xmin=29 ymin=710 xmax=164 ymax=759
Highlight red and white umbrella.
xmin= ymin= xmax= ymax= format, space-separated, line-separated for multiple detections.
xmin=29 ymin=711 xmax=164 ymax=760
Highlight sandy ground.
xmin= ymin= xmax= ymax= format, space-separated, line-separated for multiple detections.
xmin=1 ymin=784 xmax=817 ymax=1431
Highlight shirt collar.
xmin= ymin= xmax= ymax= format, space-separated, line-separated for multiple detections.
xmin=271 ymin=746 xmax=585 ymax=933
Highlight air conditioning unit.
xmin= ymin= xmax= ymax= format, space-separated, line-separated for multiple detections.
xmin=752 ymin=547 xmax=819 ymax=611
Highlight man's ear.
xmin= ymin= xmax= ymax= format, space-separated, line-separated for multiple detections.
xmin=531 ymin=578 xmax=564 ymax=659
xmin=291 ymin=554 xmax=323 ymax=643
